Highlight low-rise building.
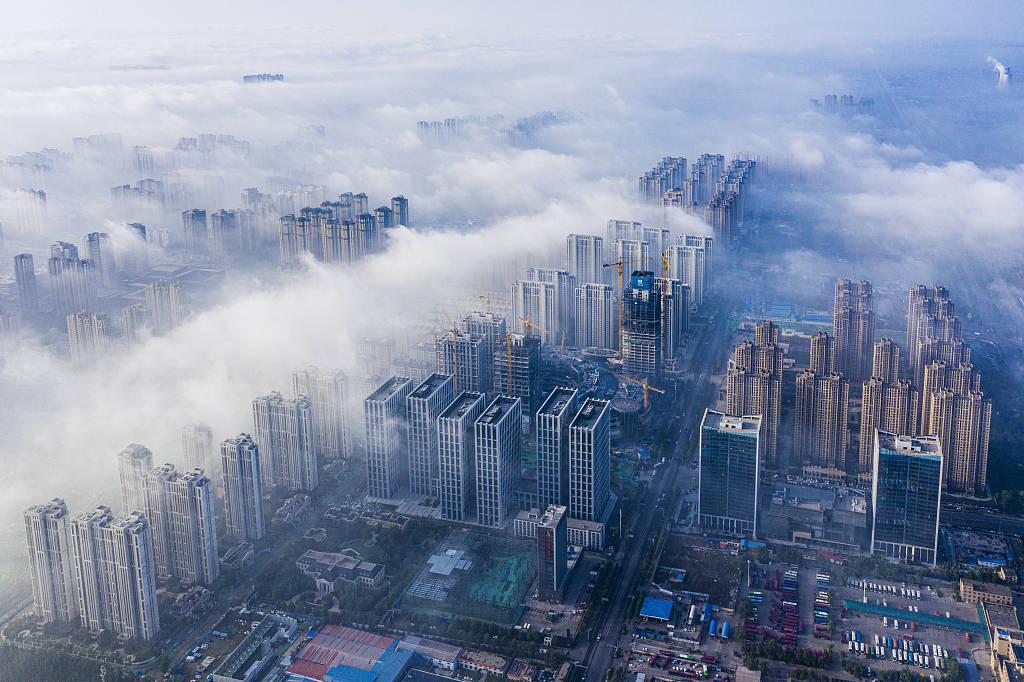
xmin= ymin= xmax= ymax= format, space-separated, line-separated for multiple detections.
xmin=211 ymin=613 xmax=297 ymax=682
xmin=513 ymin=508 xmax=605 ymax=550
xmin=273 ymin=494 xmax=312 ymax=526
xmin=458 ymin=649 xmax=508 ymax=676
xmin=507 ymin=659 xmax=538 ymax=681
xmin=962 ymin=579 xmax=1013 ymax=606
xmin=397 ymin=635 xmax=462 ymax=671
xmin=222 ymin=542 xmax=254 ymax=571
xmin=296 ymin=549 xmax=385 ymax=592
xmin=171 ymin=586 xmax=212 ymax=619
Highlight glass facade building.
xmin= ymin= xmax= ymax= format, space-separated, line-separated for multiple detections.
xmin=871 ymin=430 xmax=942 ymax=565
xmin=698 ymin=410 xmax=761 ymax=537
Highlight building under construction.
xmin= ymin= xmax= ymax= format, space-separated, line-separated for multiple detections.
xmin=492 ymin=334 xmax=541 ymax=418
xmin=621 ymin=270 xmax=663 ymax=383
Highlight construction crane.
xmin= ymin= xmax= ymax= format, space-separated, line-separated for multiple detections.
xmin=497 ymin=317 xmax=550 ymax=395
xmin=600 ymin=367 xmax=665 ymax=410
xmin=478 ymin=293 xmax=509 ymax=315
xmin=602 ymin=256 xmax=655 ymax=356
xmin=560 ymin=330 xmax=566 ymax=357
xmin=443 ymin=310 xmax=459 ymax=390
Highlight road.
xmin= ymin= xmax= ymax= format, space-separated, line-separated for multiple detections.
xmin=941 ymin=508 xmax=1024 ymax=537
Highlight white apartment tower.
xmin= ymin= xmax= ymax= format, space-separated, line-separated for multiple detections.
xmin=142 ymin=464 xmax=219 ymax=585
xmin=24 ymin=499 xmax=77 ymax=624
xmin=220 ymin=434 xmax=265 ymax=541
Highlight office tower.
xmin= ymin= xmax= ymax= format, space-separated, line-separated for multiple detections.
xmin=181 ymin=423 xmax=214 ymax=472
xmin=14 ymin=253 xmax=39 ymax=315
xmin=66 ymin=311 xmax=110 ymax=363
xmin=121 ymin=303 xmax=148 ymax=344
xmin=793 ymin=371 xmax=850 ymax=469
xmin=24 ymin=499 xmax=77 ymax=623
xmin=462 ymin=312 xmax=506 ymax=392
xmin=833 ymin=279 xmax=875 ymax=383
xmin=120 ymin=223 xmax=149 ymax=275
xmin=512 ymin=279 xmax=555 ymax=344
xmin=698 ymin=410 xmax=761 ymax=536
xmin=48 ymin=242 xmax=96 ymax=316
xmin=871 ymin=431 xmax=942 ymax=565
xmin=142 ymin=464 xmax=219 ymax=585
xmin=536 ymin=504 xmax=569 ymax=602
xmin=438 ymin=391 xmax=486 ymax=521
xmin=220 ymin=434 xmax=265 ymax=541
xmin=252 ymin=392 xmax=317 ymax=491
xmin=391 ymin=196 xmax=409 ymax=227
xmin=667 ymin=244 xmax=706 ymax=309
xmin=606 ymin=219 xmax=642 ymax=242
xmin=809 ymin=331 xmax=836 ymax=375
xmin=118 ymin=444 xmax=153 ymax=514
xmin=492 ymin=334 xmax=541 ymax=416
xmin=84 ymin=232 xmax=114 ymax=288
xmin=569 ymin=398 xmax=611 ymax=522
xmin=69 ymin=507 xmax=160 ymax=640
xmin=613 ymin=239 xmax=650 ymax=268
xmin=574 ymin=283 xmax=615 ymax=351
xmin=474 ymin=396 xmax=522 ymax=527
xmin=872 ymin=338 xmax=900 ymax=384
xmin=526 ymin=267 xmax=577 ymax=345
xmin=726 ymin=321 xmax=782 ymax=467
xmin=407 ymin=373 xmax=456 ymax=496
xmin=536 ymin=388 xmax=579 ymax=510
xmin=363 ymin=376 xmax=414 ymax=499
xmin=565 ymin=234 xmax=604 ymax=284
xmin=926 ymin=386 xmax=991 ymax=496
xmin=638 ymin=156 xmax=687 ymax=202
xmin=292 ymin=367 xmax=352 ymax=460
xmin=182 ymin=209 xmax=208 ymax=257
xmin=621 ymin=270 xmax=663 ymax=382
xmin=145 ymin=280 xmax=184 ymax=332
xmin=683 ymin=235 xmax=714 ymax=294
xmin=436 ymin=330 xmax=487 ymax=394
xmin=859 ymin=378 xmax=919 ymax=471
xmin=209 ymin=209 xmax=239 ymax=262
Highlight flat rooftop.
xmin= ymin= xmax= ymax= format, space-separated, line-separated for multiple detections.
xmin=409 ymin=373 xmax=452 ymax=400
xmin=878 ymin=431 xmax=942 ymax=458
xmin=539 ymin=505 xmax=567 ymax=528
xmin=570 ymin=398 xmax=609 ymax=429
xmin=477 ymin=396 xmax=519 ymax=425
xmin=538 ymin=387 xmax=578 ymax=417
xmin=440 ymin=392 xmax=485 ymax=420
xmin=703 ymin=410 xmax=761 ymax=433
xmin=366 ymin=375 xmax=412 ymax=403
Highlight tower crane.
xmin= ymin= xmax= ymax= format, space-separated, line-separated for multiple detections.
xmin=443 ymin=310 xmax=459 ymax=390
xmin=599 ymin=367 xmax=665 ymax=410
xmin=496 ymin=316 xmax=550 ymax=396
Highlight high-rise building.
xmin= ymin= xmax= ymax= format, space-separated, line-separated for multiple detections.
xmin=512 ymin=279 xmax=556 ymax=345
xmin=871 ymin=338 xmax=900 ymax=384
xmin=363 ymin=376 xmax=414 ymax=499
xmin=182 ymin=209 xmax=208 ymax=258
xmin=142 ymin=464 xmax=219 ymax=585
xmin=14 ymin=253 xmax=39 ymax=315
xmin=726 ymin=321 xmax=782 ymax=466
xmin=181 ymin=424 xmax=214 ymax=472
xmin=565 ymin=234 xmax=604 ymax=284
xmin=24 ymin=499 xmax=77 ymax=624
xmin=793 ymin=371 xmax=849 ymax=469
xmin=573 ymin=283 xmax=615 ymax=351
xmin=48 ymin=242 xmax=96 ymax=316
xmin=640 ymin=226 xmax=671 ymax=257
xmin=474 ymin=396 xmax=522 ymax=528
xmin=925 ymin=386 xmax=991 ymax=496
xmin=698 ymin=410 xmax=761 ymax=537
xmin=66 ymin=311 xmax=110 ymax=363
xmin=568 ymin=398 xmax=611 ymax=522
xmin=809 ymin=331 xmax=836 ymax=375
xmin=606 ymin=219 xmax=642 ymax=243
xmin=871 ymin=431 xmax=942 ymax=565
xmin=656 ymin=276 xmax=689 ymax=359
xmin=436 ymin=330 xmax=488 ymax=394
xmin=907 ymin=285 xmax=959 ymax=386
xmin=638 ymin=156 xmax=687 ymax=202
xmin=613 ymin=239 xmax=650 ymax=267
xmin=118 ymin=444 xmax=153 ymax=515
xmin=492 ymin=334 xmax=541 ymax=417
xmin=462 ymin=312 xmax=506 ymax=392
xmin=252 ymin=393 xmax=317 ymax=492
xmin=536 ymin=504 xmax=568 ymax=602
xmin=407 ymin=373 xmax=456 ymax=496
xmin=121 ymin=303 xmax=149 ymax=345
xmin=438 ymin=391 xmax=486 ymax=521
xmin=437 ymin=391 xmax=486 ymax=519
xmin=526 ymin=267 xmax=577 ymax=345
xmin=69 ymin=507 xmax=160 ymax=640
xmin=859 ymin=378 xmax=919 ymax=472
xmin=120 ymin=223 xmax=149 ymax=275
xmin=621 ymin=271 xmax=663 ymax=382
xmin=833 ymin=279 xmax=875 ymax=383
xmin=292 ymin=367 xmax=352 ymax=460
xmin=536 ymin=388 xmax=579 ymax=510
xmin=209 ymin=209 xmax=239 ymax=262
xmin=220 ymin=434 xmax=264 ymax=541
xmin=667 ymin=244 xmax=706 ymax=310
xmin=391 ymin=196 xmax=409 ymax=227
xmin=683 ymin=235 xmax=714 ymax=294
xmin=84 ymin=232 xmax=114 ymax=288
xmin=145 ymin=280 xmax=183 ymax=332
